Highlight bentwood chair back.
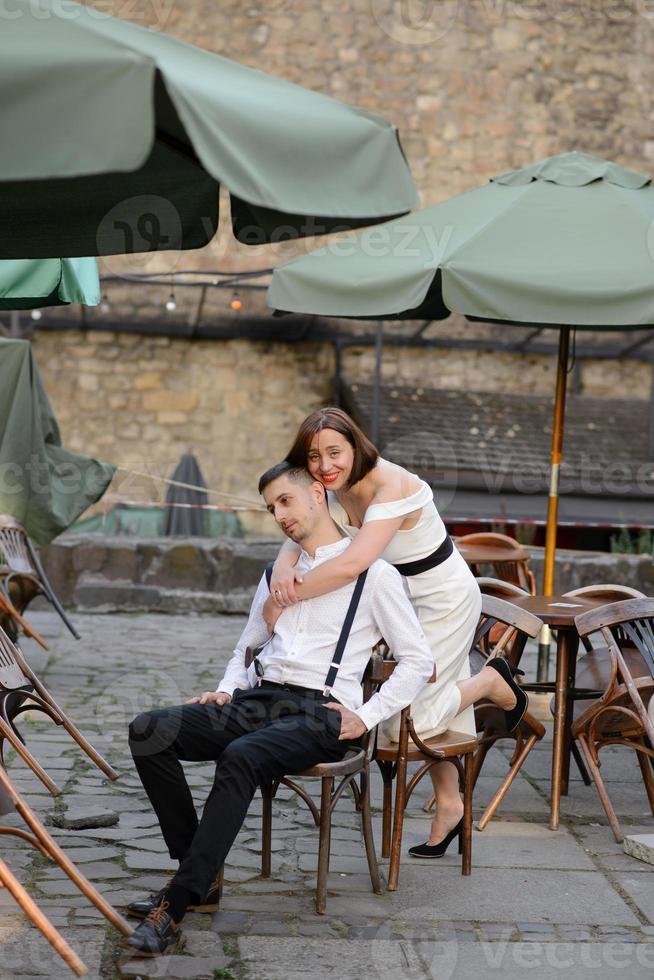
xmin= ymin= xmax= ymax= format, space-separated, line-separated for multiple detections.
xmin=574 ymin=598 xmax=654 ymax=842
xmin=456 ymin=532 xmax=536 ymax=594
xmin=0 ymin=515 xmax=80 ymax=640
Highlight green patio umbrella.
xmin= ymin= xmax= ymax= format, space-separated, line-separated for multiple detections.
xmin=269 ymin=151 xmax=654 ymax=599
xmin=0 ymin=338 xmax=115 ymax=544
xmin=0 ymin=258 xmax=100 ymax=310
xmin=0 ymin=1 xmax=416 ymax=259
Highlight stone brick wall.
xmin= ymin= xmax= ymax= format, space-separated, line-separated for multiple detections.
xmin=33 ymin=0 xmax=654 ymax=524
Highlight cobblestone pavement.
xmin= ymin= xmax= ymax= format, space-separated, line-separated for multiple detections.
xmin=2 ymin=611 xmax=654 ymax=979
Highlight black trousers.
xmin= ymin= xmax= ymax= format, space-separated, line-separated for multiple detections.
xmin=128 ymin=684 xmax=347 ymax=902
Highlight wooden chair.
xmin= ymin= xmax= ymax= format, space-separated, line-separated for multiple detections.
xmin=0 ymin=764 xmax=132 ymax=939
xmin=471 ymin=586 xmax=545 ymax=830
xmin=573 ymin=598 xmax=654 ymax=842
xmin=0 ymin=515 xmax=80 ymax=641
xmin=456 ymin=532 xmax=536 ymax=594
xmin=0 ymin=624 xmax=118 ymax=790
xmin=373 ymin=598 xmax=533 ymax=890
xmin=421 ymin=583 xmax=545 ymax=830
xmin=0 ymin=858 xmax=88 ymax=976
xmin=257 ymin=655 xmax=384 ymax=914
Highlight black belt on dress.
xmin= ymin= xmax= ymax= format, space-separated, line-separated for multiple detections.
xmin=392 ymin=534 xmax=454 ymax=577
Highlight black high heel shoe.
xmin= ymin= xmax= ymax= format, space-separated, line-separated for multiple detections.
xmin=487 ymin=657 xmax=528 ymax=732
xmin=408 ymin=818 xmax=463 ymax=858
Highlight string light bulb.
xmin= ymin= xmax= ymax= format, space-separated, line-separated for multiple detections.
xmin=30 ymin=308 xmax=42 ymax=321
xmin=230 ymin=290 xmax=242 ymax=312
xmin=165 ymin=291 xmax=177 ymax=312
xmin=100 ymin=293 xmax=111 ymax=314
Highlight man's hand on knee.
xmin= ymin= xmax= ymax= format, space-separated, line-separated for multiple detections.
xmin=325 ymin=703 xmax=367 ymax=740
xmin=185 ymin=691 xmax=232 ymax=706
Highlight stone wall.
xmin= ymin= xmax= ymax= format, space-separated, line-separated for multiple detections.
xmin=33 ymin=330 xmax=333 ymax=534
xmin=39 ymin=536 xmax=654 ymax=615
xmin=32 ymin=0 xmax=654 ymax=522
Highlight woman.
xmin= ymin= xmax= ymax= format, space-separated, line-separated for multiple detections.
xmin=269 ymin=407 xmax=525 ymax=857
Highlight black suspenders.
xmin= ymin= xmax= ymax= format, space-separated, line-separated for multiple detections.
xmin=248 ymin=563 xmax=368 ymax=694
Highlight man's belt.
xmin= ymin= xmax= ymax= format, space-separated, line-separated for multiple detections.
xmin=392 ymin=534 xmax=454 ymax=577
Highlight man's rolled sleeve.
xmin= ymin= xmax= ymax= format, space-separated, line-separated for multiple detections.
xmin=356 ymin=564 xmax=433 ymax=731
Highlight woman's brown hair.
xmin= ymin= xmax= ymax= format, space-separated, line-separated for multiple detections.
xmin=285 ymin=407 xmax=379 ymax=489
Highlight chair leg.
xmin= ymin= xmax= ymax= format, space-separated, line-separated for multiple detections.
xmin=316 ymin=776 xmax=334 ymax=915
xmin=571 ymin=741 xmax=592 ymax=786
xmin=387 ymin=737 xmax=409 ymax=892
xmin=577 ymin=734 xmax=623 ymax=843
xmin=0 ymin=859 xmax=88 ymax=977
xmin=471 ymin=740 xmax=492 ymax=790
xmin=4 ymin=774 xmax=133 ymax=937
xmin=261 ymin=784 xmax=273 ymax=878
xmin=461 ymin=752 xmax=473 ymax=876
xmin=377 ymin=761 xmax=394 ymax=859
xmin=0 ymin=716 xmax=60 ymax=796
xmin=11 ymin=651 xmax=119 ymax=781
xmin=359 ymin=768 xmax=382 ymax=896
xmin=477 ymin=733 xmax=539 ymax=832
xmin=422 ymin=792 xmax=436 ymax=813
xmin=635 ymin=741 xmax=654 ymax=817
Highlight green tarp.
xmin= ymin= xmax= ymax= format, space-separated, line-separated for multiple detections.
xmin=0 ymin=338 xmax=115 ymax=544
xmin=0 ymin=258 xmax=100 ymax=310
xmin=0 ymin=0 xmax=416 ymax=257
xmin=269 ymin=151 xmax=654 ymax=328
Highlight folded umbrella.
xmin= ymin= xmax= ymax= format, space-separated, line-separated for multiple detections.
xmin=0 ymin=1 xmax=416 ymax=258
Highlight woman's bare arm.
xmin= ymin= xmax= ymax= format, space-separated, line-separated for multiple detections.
xmin=289 ymin=516 xmax=404 ymax=599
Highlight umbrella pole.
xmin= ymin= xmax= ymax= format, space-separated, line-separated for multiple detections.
xmin=537 ymin=326 xmax=571 ymax=681
xmin=371 ymin=322 xmax=383 ymax=445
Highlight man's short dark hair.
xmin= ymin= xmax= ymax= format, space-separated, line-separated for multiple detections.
xmin=258 ymin=461 xmax=314 ymax=495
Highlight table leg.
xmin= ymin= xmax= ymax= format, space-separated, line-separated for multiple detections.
xmin=560 ymin=632 xmax=580 ymax=795
xmin=550 ymin=629 xmax=570 ymax=830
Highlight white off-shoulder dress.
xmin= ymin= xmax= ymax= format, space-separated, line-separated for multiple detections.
xmin=329 ymin=476 xmax=481 ymax=741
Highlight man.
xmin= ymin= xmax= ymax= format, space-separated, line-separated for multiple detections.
xmin=126 ymin=462 xmax=433 ymax=956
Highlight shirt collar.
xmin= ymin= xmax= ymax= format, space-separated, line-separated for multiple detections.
xmin=301 ymin=536 xmax=350 ymax=563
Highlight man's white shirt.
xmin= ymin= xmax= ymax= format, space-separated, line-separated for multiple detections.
xmin=216 ymin=536 xmax=433 ymax=731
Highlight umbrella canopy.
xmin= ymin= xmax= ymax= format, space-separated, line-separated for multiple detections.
xmin=0 ymin=338 xmax=115 ymax=544
xmin=0 ymin=1 xmax=416 ymax=259
xmin=0 ymin=258 xmax=100 ymax=310
xmin=269 ymin=151 xmax=654 ymax=326
xmin=269 ymin=151 xmax=654 ymax=599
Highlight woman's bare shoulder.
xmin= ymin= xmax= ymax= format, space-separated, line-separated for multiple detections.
xmin=369 ymin=459 xmax=423 ymax=505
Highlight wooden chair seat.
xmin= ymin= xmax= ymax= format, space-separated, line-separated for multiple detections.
xmin=572 ymin=679 xmax=654 ymax=736
xmin=297 ymin=746 xmax=366 ymax=778
xmin=376 ymin=729 xmax=478 ymax=762
xmin=549 ymin=647 xmax=649 ymax=716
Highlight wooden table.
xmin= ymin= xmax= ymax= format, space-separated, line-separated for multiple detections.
xmin=510 ymin=594 xmax=607 ymax=830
